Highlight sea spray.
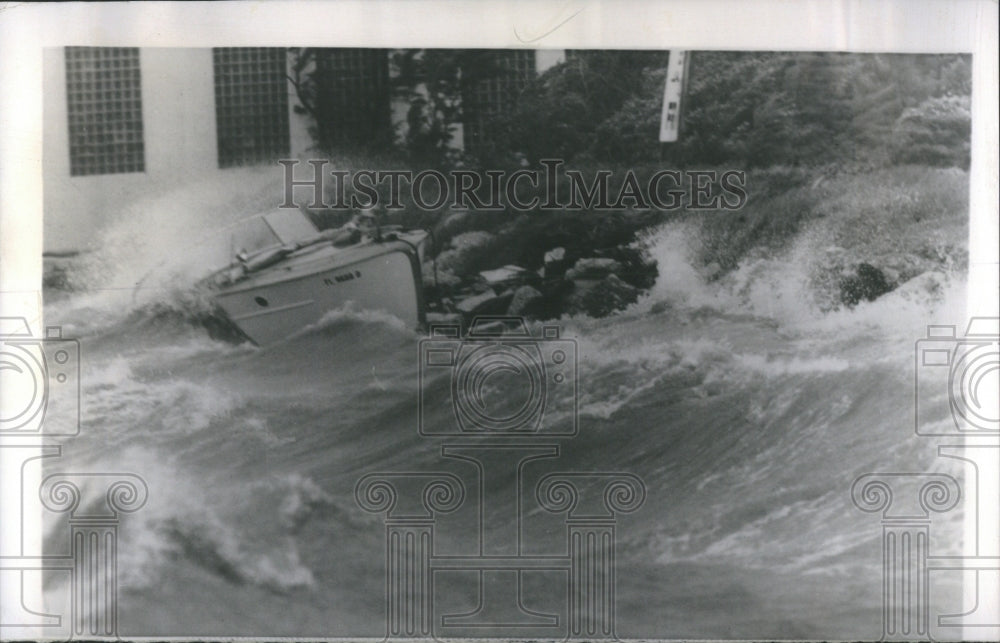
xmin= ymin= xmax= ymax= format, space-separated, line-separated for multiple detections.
xmin=34 ymin=164 xmax=972 ymax=639
xmin=633 ymin=203 xmax=967 ymax=334
xmin=56 ymin=166 xmax=287 ymax=308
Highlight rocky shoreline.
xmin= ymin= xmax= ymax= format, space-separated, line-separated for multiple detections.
xmin=422 ymin=227 xmax=658 ymax=325
xmin=41 ymin=165 xmax=967 ymax=332
xmin=420 ymin=235 xmax=929 ymax=327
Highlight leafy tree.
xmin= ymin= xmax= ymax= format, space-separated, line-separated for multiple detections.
xmin=288 ymin=48 xmax=393 ymax=155
xmin=500 ymin=50 xmax=667 ymax=165
xmin=389 ymin=49 xmax=504 ymax=167
xmin=890 ymin=95 xmax=971 ymax=168
xmin=290 ymin=47 xmax=971 ymax=171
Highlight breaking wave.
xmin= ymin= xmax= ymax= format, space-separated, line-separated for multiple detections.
xmin=38 ymin=167 xmax=973 ymax=639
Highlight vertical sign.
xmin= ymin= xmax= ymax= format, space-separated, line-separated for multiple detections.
xmin=659 ymin=50 xmax=688 ymax=143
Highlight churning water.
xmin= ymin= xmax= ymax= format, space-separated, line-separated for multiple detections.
xmin=39 ymin=168 xmax=971 ymax=639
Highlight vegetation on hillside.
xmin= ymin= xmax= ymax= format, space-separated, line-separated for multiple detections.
xmin=289 ymin=50 xmax=970 ymax=171
xmin=45 ymin=51 xmax=971 ymax=319
xmin=291 ymin=50 xmax=971 ymax=316
xmin=490 ymin=51 xmax=970 ymax=169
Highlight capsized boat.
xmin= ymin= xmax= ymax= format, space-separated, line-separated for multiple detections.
xmin=200 ymin=209 xmax=427 ymax=345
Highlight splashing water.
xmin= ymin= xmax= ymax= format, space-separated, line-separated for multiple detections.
xmin=37 ymin=168 xmax=973 ymax=640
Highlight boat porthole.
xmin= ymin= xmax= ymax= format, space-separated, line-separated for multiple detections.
xmin=254 ymin=296 xmax=269 ymax=307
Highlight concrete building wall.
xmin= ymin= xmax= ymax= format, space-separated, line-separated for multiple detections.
xmin=44 ymin=48 xmax=224 ymax=252
xmin=44 ymin=48 xmax=565 ymax=253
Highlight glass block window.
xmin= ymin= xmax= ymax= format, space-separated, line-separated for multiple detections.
xmin=462 ymin=50 xmax=536 ymax=155
xmin=65 ymin=47 xmax=145 ymax=176
xmin=213 ymin=48 xmax=290 ymax=168
xmin=313 ymin=48 xmax=391 ymax=151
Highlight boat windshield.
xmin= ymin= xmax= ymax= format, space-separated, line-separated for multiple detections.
xmin=261 ymin=209 xmax=319 ymax=245
xmin=196 ymin=210 xmax=325 ymax=281
xmin=222 ymin=210 xmax=320 ymax=258
xmin=231 ymin=216 xmax=283 ymax=256
xmin=180 ymin=209 xmax=331 ymax=289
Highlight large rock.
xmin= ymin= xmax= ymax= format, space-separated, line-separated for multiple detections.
xmin=455 ymin=288 xmax=498 ymax=314
xmin=565 ymin=257 xmax=623 ymax=281
xmin=838 ymin=262 xmax=894 ymax=307
xmin=455 ymin=288 xmax=515 ymax=317
xmin=564 ymin=274 xmax=639 ymax=318
xmin=469 ymin=290 xmax=515 ymax=317
xmin=435 ymin=231 xmax=496 ymax=275
xmin=479 ymin=265 xmax=531 ymax=289
xmin=43 ymin=258 xmax=74 ymax=291
xmin=422 ymin=261 xmax=461 ymax=288
xmin=437 ymin=210 xmax=470 ymax=235
xmin=426 ymin=312 xmax=463 ymax=327
xmin=543 ymin=247 xmax=568 ymax=279
xmin=507 ymin=285 xmax=544 ymax=317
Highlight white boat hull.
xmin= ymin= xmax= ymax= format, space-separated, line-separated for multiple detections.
xmin=213 ymin=236 xmax=425 ymax=345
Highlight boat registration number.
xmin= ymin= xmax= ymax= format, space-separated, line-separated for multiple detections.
xmin=323 ymin=270 xmax=362 ymax=286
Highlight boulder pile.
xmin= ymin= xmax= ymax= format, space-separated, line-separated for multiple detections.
xmin=425 ymin=242 xmax=654 ymax=324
